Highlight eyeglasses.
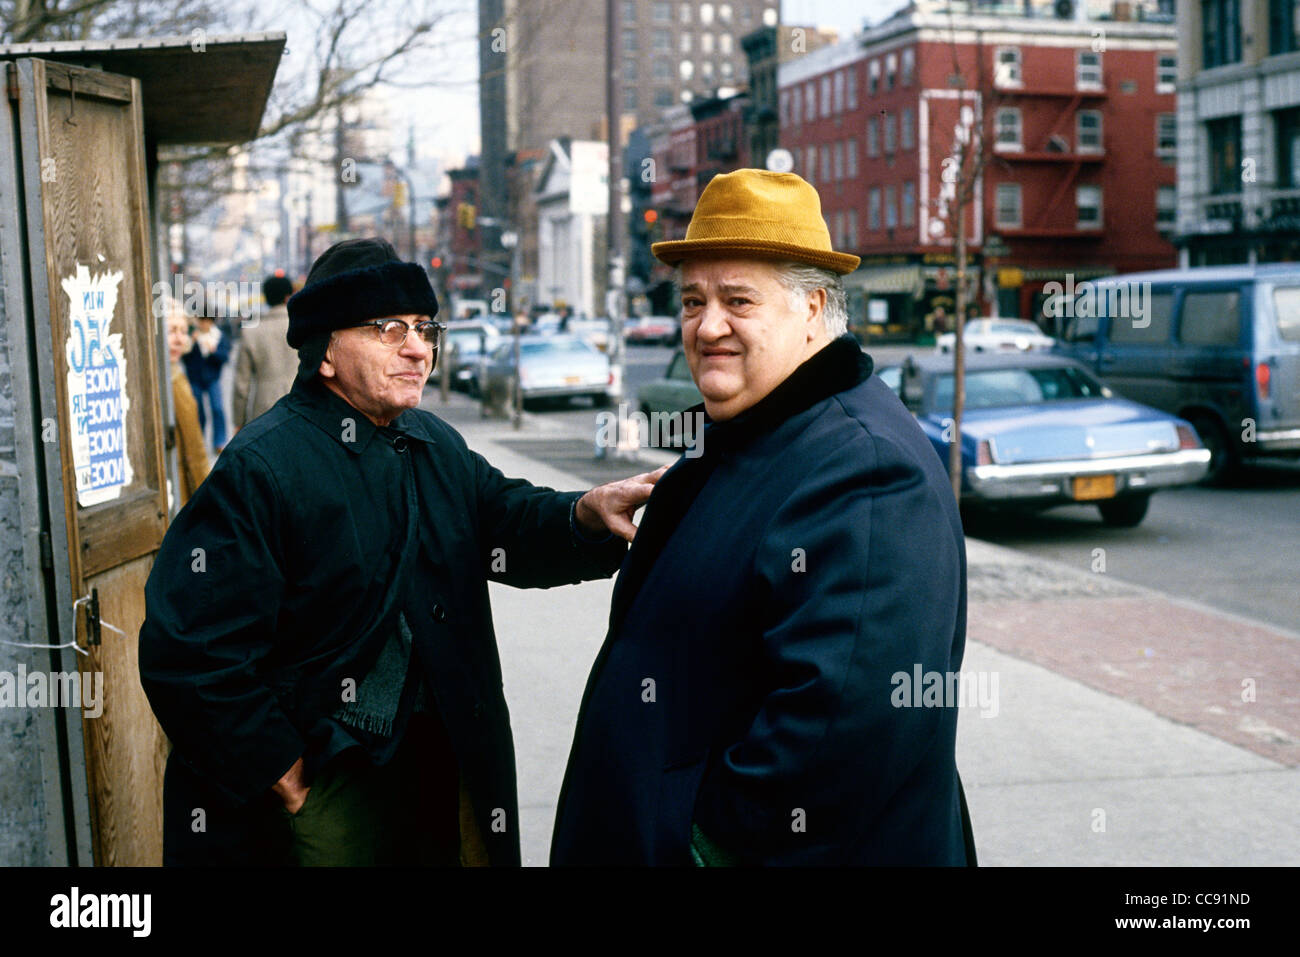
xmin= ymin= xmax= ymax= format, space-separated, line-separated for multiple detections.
xmin=354 ymin=318 xmax=446 ymax=350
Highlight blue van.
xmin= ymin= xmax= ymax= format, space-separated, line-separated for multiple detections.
xmin=1052 ymin=265 xmax=1300 ymax=482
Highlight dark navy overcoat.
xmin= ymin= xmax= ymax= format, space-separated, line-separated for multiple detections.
xmin=551 ymin=335 xmax=976 ymax=865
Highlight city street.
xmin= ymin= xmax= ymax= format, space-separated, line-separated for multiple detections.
xmin=483 ymin=341 xmax=1300 ymax=636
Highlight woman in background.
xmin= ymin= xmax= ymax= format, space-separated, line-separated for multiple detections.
xmin=166 ymin=308 xmax=210 ymax=506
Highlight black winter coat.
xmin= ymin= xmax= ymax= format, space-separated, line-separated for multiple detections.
xmin=139 ymin=376 xmax=625 ymax=865
xmin=550 ymin=336 xmax=976 ymax=865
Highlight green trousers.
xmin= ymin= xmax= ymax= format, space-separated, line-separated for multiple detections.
xmin=279 ymin=713 xmax=462 ymax=866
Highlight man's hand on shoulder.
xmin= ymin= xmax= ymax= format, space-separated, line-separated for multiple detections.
xmin=272 ymin=756 xmax=310 ymax=814
xmin=575 ymin=464 xmax=669 ymax=543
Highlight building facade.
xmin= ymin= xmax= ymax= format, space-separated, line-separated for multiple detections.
xmin=535 ymin=138 xmax=609 ymax=317
xmin=1176 ymin=0 xmax=1300 ymax=264
xmin=779 ymin=1 xmax=1178 ymax=340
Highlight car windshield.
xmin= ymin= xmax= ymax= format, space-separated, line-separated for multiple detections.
xmin=932 ymin=365 xmax=1105 ymax=410
xmin=989 ymin=321 xmax=1039 ymax=335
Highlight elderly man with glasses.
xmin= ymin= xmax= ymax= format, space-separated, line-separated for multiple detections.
xmin=140 ymin=238 xmax=660 ymax=867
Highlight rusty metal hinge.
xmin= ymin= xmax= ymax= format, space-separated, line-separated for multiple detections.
xmin=83 ymin=587 xmax=102 ymax=647
xmin=5 ymin=63 xmax=17 ymax=102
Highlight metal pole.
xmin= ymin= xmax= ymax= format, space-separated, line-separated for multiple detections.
xmin=606 ymin=0 xmax=625 ymax=415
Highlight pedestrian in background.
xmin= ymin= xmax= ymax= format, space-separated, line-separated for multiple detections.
xmin=231 ymin=273 xmax=297 ymax=432
xmin=164 ymin=303 xmax=209 ymax=506
xmin=552 ymin=169 xmax=976 ymax=866
xmin=182 ymin=305 xmax=231 ymax=454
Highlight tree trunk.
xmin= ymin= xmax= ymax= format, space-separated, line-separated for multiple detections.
xmin=948 ymin=198 xmax=967 ymax=503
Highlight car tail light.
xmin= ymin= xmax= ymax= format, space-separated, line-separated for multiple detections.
xmin=976 ymin=440 xmax=994 ymax=466
xmin=1256 ymin=362 xmax=1270 ymax=401
xmin=608 ymin=371 xmax=615 ymax=385
xmin=1176 ymin=424 xmax=1201 ymax=450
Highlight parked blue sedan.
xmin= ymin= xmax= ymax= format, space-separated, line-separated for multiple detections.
xmin=877 ymin=353 xmax=1211 ymax=526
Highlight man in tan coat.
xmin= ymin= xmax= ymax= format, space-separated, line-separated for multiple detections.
xmin=231 ymin=274 xmax=298 ymax=431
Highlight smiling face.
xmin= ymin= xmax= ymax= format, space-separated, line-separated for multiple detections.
xmin=680 ymin=257 xmax=830 ymax=421
xmin=318 ymin=314 xmax=434 ymax=426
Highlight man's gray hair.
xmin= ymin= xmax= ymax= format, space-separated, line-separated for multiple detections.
xmin=673 ymin=260 xmax=848 ymax=338
xmin=770 ymin=261 xmax=848 ymax=338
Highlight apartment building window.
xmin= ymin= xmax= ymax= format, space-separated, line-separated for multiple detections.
xmin=681 ymin=32 xmax=692 ymax=53
xmin=996 ymin=183 xmax=1022 ymax=228
xmin=885 ymin=184 xmax=898 ymax=228
xmin=902 ymin=180 xmax=916 ymax=226
xmin=623 ymin=1 xmax=636 ymax=21
xmin=1077 ymin=184 xmax=1103 ymax=228
xmin=781 ymin=90 xmax=790 ymax=126
xmin=681 ymin=60 xmax=694 ymax=81
xmin=869 ymin=59 xmax=880 ymax=95
xmin=847 ymin=137 xmax=858 ymax=177
xmin=822 ymin=146 xmax=832 ymax=181
xmin=720 ymin=60 xmax=733 ymax=78
xmin=884 ymin=113 xmax=896 ymax=154
xmin=886 ymin=53 xmax=897 ymax=90
xmin=624 ymin=87 xmax=638 ymax=110
xmin=1157 ymin=113 xmax=1177 ymax=158
xmin=681 ymin=2 xmax=692 ymax=23
xmin=995 ymin=47 xmax=1022 ymax=87
xmin=719 ymin=3 xmax=732 ymax=22
xmin=701 ymin=2 xmax=714 ymax=24
xmin=624 ymin=58 xmax=638 ymax=80
xmin=806 ymin=83 xmax=816 ymax=121
xmin=654 ymin=58 xmax=671 ymax=81
xmin=821 ymin=75 xmax=832 ymax=117
xmin=806 ymin=145 xmax=816 ymax=182
xmin=901 ymin=107 xmax=915 ymax=150
xmin=833 ymin=211 xmax=844 ymax=247
xmin=847 ymin=208 xmax=858 ymax=247
xmin=869 ymin=187 xmax=881 ymax=229
xmin=623 ymin=29 xmax=637 ymax=52
xmin=834 ymin=71 xmax=845 ymax=113
xmin=654 ymin=29 xmax=671 ymax=52
xmin=847 ymin=67 xmax=858 ymax=109
xmin=1077 ymin=110 xmax=1103 ymax=152
xmin=654 ymin=2 xmax=671 ymax=21
xmin=902 ymin=47 xmax=915 ymax=86
xmin=720 ymin=34 xmax=733 ymax=54
xmin=1156 ymin=54 xmax=1177 ymax=92
xmin=1157 ymin=185 xmax=1176 ymax=230
xmin=1077 ymin=51 xmax=1102 ymax=89
xmin=791 ymin=87 xmax=801 ymax=125
xmin=868 ymin=116 xmax=880 ymax=156
xmin=1276 ymin=106 xmax=1300 ymax=187
xmin=701 ymin=60 xmax=714 ymax=79
xmin=1207 ymin=115 xmax=1242 ymax=193
xmin=1203 ymin=0 xmax=1242 ymax=67
xmin=834 ymin=140 xmax=844 ymax=179
xmin=655 ymin=87 xmax=674 ymax=107
xmin=1270 ymin=0 xmax=1300 ymax=54
xmin=701 ymin=32 xmax=714 ymax=54
xmin=996 ymin=108 xmax=1022 ymax=151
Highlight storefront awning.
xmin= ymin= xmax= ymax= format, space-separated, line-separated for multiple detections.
xmin=845 ymin=264 xmax=923 ymax=295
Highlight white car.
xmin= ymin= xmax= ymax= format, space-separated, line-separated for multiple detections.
xmin=936 ymin=318 xmax=1056 ymax=354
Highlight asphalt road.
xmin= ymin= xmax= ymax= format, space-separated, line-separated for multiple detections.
xmin=517 ymin=342 xmax=1300 ymax=636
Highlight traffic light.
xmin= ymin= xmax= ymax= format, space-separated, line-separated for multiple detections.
xmin=644 ymin=209 xmax=658 ymax=224
xmin=458 ymin=203 xmax=477 ymax=230
xmin=430 ymin=256 xmax=443 ymax=269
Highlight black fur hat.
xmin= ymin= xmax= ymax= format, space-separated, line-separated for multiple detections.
xmin=286 ymin=237 xmax=439 ymax=349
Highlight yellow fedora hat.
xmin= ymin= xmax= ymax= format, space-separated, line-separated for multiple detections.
xmin=651 ymin=168 xmax=860 ymax=275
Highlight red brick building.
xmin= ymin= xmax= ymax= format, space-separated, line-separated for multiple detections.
xmin=434 ymin=159 xmax=486 ymax=310
xmin=779 ymin=4 xmax=1178 ymax=340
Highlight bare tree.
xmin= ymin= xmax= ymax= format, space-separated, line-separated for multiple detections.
xmin=933 ymin=22 xmax=998 ymax=503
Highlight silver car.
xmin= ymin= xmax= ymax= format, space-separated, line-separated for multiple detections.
xmin=481 ymin=334 xmax=613 ymax=409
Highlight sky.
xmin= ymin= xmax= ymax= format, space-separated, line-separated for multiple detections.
xmin=383 ymin=0 xmax=908 ymax=180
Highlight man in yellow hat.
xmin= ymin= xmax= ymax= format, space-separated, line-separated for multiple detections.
xmin=550 ymin=169 xmax=976 ymax=865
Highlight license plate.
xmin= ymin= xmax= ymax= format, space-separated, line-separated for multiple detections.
xmin=1072 ymin=474 xmax=1116 ymax=500
xmin=564 ymin=376 xmax=581 ymax=384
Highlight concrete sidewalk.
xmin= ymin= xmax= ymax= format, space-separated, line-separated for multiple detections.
xmin=425 ymin=388 xmax=1300 ymax=867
